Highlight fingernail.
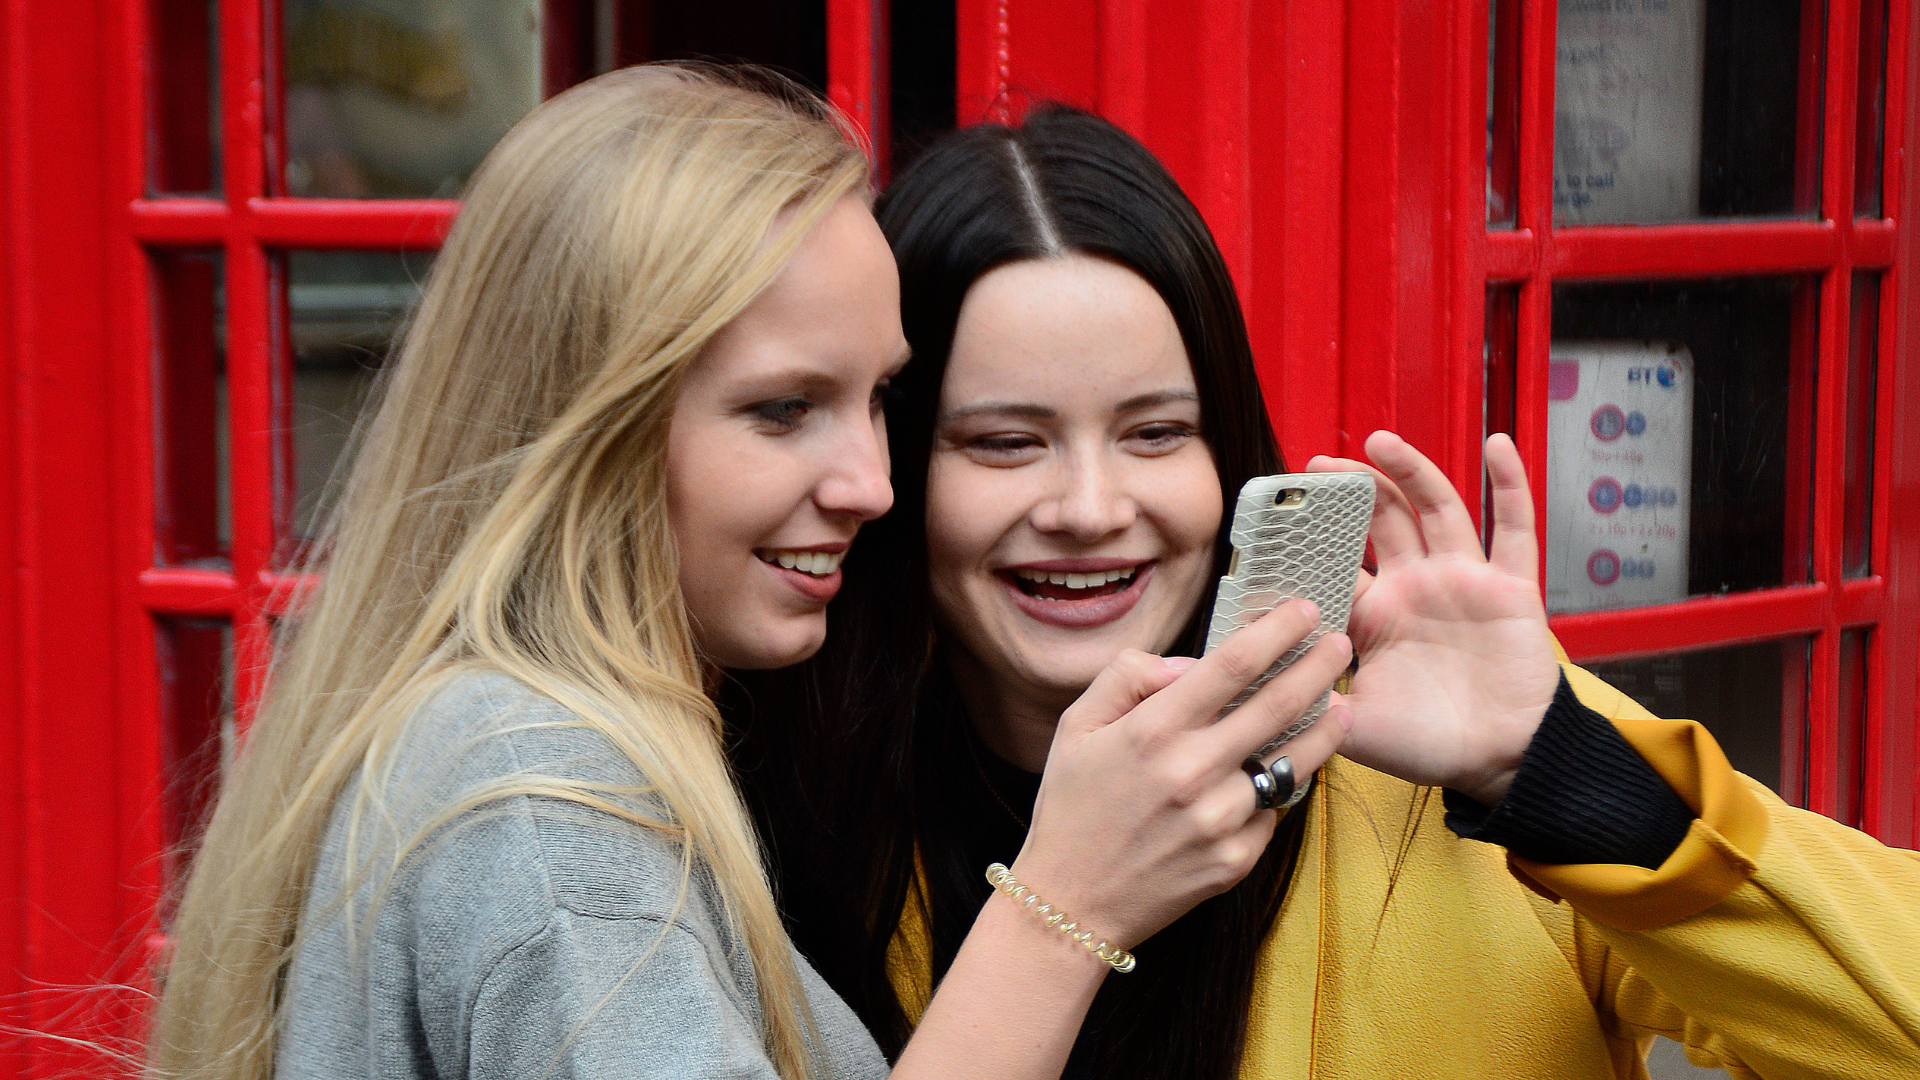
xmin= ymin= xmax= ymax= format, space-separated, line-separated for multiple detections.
xmin=1162 ymin=656 xmax=1197 ymax=672
xmin=1329 ymin=704 xmax=1354 ymax=732
xmin=1297 ymin=600 xmax=1321 ymax=623
xmin=1331 ymin=632 xmax=1352 ymax=660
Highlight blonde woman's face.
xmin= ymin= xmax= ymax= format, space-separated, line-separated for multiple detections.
xmin=667 ymin=196 xmax=909 ymax=670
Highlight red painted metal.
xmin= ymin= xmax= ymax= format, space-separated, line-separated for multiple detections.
xmin=1874 ymin=0 xmax=1920 ymax=843
xmin=131 ymin=198 xmax=457 ymax=249
xmin=6 ymin=2 xmax=1920 ymax=1076
xmin=2 ymin=0 xmax=160 ymax=1068
xmin=827 ymin=0 xmax=890 ymax=177
xmin=1254 ymin=0 xmax=1346 ymax=466
xmin=1 ymin=0 xmax=25 ymax=1064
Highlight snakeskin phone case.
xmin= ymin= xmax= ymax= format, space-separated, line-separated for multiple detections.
xmin=1204 ymin=472 xmax=1375 ymax=751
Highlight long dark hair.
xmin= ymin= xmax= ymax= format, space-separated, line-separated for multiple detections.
xmin=726 ymin=105 xmax=1299 ymax=1080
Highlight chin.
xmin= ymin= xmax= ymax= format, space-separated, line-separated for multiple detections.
xmin=1018 ymin=650 xmax=1122 ymax=699
xmin=705 ymin=616 xmax=827 ymax=671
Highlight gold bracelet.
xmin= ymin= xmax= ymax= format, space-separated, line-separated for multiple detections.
xmin=985 ymin=863 xmax=1136 ymax=973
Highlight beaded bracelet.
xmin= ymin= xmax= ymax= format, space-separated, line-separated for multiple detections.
xmin=985 ymin=863 xmax=1137 ymax=973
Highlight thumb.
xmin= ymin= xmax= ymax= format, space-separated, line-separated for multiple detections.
xmin=1057 ymin=650 xmax=1190 ymax=738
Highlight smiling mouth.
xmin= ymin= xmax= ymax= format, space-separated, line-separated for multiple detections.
xmin=757 ymin=549 xmax=845 ymax=577
xmin=1007 ymin=566 xmax=1139 ymax=602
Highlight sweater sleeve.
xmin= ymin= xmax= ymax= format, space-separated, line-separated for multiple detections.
xmin=1523 ymin=655 xmax=1920 ymax=1078
xmin=464 ymin=911 xmax=782 ymax=1080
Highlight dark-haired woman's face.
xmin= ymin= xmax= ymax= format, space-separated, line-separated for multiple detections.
xmin=925 ymin=256 xmax=1222 ymax=708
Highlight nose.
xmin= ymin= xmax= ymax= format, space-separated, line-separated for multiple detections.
xmin=1030 ymin=448 xmax=1137 ymax=540
xmin=815 ymin=407 xmax=894 ymax=522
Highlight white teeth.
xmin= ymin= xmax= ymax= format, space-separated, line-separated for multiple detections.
xmin=1013 ymin=566 xmax=1138 ymax=590
xmin=761 ymin=550 xmax=844 ymax=577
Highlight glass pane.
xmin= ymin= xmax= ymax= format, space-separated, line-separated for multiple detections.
xmin=612 ymin=1 xmax=828 ymax=87
xmin=1844 ymin=273 xmax=1879 ymax=577
xmin=1554 ymin=0 xmax=1820 ymax=225
xmin=150 ymin=0 xmax=220 ymax=195
xmin=1547 ymin=278 xmax=1811 ymax=614
xmin=1855 ymin=0 xmax=1889 ymax=217
xmin=1486 ymin=0 xmax=1519 ymax=225
xmin=282 ymin=250 xmax=429 ymax=557
xmin=282 ymin=0 xmax=543 ymax=197
xmin=1586 ymin=637 xmax=1809 ymax=797
xmin=156 ymin=618 xmax=233 ymax=887
xmin=1836 ymin=629 xmax=1869 ymax=827
xmin=152 ymin=249 xmax=230 ymax=565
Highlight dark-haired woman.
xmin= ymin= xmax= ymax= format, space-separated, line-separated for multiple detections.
xmin=727 ymin=105 xmax=1920 ymax=1079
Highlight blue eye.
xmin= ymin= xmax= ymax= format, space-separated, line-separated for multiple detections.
xmin=754 ymin=397 xmax=813 ymax=430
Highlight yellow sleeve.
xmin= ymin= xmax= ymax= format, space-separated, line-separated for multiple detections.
xmin=1522 ymin=653 xmax=1920 ymax=1078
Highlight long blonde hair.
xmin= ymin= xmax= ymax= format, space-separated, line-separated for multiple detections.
xmin=149 ymin=64 xmax=868 ymax=1080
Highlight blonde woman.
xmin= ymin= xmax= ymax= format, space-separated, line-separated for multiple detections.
xmin=149 ymin=66 xmax=1352 ymax=1080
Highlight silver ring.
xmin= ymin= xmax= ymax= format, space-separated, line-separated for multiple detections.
xmin=1243 ymin=757 xmax=1279 ymax=811
xmin=1269 ymin=755 xmax=1307 ymax=810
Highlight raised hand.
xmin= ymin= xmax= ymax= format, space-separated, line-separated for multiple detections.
xmin=1306 ymin=431 xmax=1560 ymax=806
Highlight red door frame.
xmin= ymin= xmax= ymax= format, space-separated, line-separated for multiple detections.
xmin=2 ymin=0 xmax=1916 ymax=1074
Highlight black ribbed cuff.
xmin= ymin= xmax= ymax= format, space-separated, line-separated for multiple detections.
xmin=1443 ymin=673 xmax=1694 ymax=869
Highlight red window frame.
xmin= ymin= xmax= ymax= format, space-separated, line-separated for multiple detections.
xmin=2 ymin=0 xmax=1916 ymax=1074
xmin=1463 ymin=0 xmax=1917 ymax=841
xmin=951 ymin=0 xmax=1918 ymax=844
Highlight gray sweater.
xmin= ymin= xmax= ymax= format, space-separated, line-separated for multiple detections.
xmin=277 ymin=670 xmax=888 ymax=1080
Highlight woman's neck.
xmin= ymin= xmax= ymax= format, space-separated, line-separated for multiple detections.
xmin=941 ymin=644 xmax=1075 ymax=772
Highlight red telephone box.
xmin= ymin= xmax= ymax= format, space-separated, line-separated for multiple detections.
xmin=2 ymin=0 xmax=1915 ymax=1074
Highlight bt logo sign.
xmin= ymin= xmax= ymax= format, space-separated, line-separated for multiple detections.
xmin=1627 ymin=365 xmax=1678 ymax=388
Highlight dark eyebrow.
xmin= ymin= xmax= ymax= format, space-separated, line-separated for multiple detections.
xmin=937 ymin=401 xmax=1059 ymax=424
xmin=938 ymin=388 xmax=1200 ymax=425
xmin=1115 ymin=389 xmax=1200 ymax=413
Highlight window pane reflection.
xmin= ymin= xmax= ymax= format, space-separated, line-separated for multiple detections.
xmin=1547 ymin=278 xmax=1810 ymax=614
xmin=1836 ymin=629 xmax=1869 ymax=827
xmin=150 ymin=0 xmax=220 ymax=195
xmin=1844 ymin=274 xmax=1878 ymax=577
xmin=1855 ymin=0 xmax=1889 ymax=217
xmin=283 ymin=0 xmax=542 ymax=197
xmin=1554 ymin=0 xmax=1819 ymax=225
xmin=156 ymin=618 xmax=232 ymax=890
xmin=152 ymin=249 xmax=230 ymax=565
xmin=283 ymin=251 xmax=428 ymax=554
xmin=1487 ymin=0 xmax=1518 ymax=224
xmin=1585 ymin=637 xmax=1808 ymax=797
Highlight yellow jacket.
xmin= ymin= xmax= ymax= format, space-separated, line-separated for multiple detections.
xmin=890 ymin=659 xmax=1920 ymax=1078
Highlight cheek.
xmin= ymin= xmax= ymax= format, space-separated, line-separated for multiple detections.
xmin=922 ymin=460 xmax=976 ymax=595
xmin=1158 ymin=458 xmax=1226 ymax=578
xmin=923 ymin=458 xmax=1021 ymax=600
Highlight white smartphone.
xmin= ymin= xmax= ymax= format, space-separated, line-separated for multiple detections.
xmin=1203 ymin=472 xmax=1375 ymax=751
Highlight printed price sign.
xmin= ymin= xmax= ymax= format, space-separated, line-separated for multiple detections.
xmin=1546 ymin=341 xmax=1693 ymax=614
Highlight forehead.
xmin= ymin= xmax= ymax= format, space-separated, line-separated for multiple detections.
xmin=943 ymin=255 xmax=1193 ymax=401
xmin=685 ymin=195 xmax=905 ymax=387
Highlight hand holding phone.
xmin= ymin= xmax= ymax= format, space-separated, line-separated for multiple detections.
xmin=1204 ymin=472 xmax=1374 ymax=752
